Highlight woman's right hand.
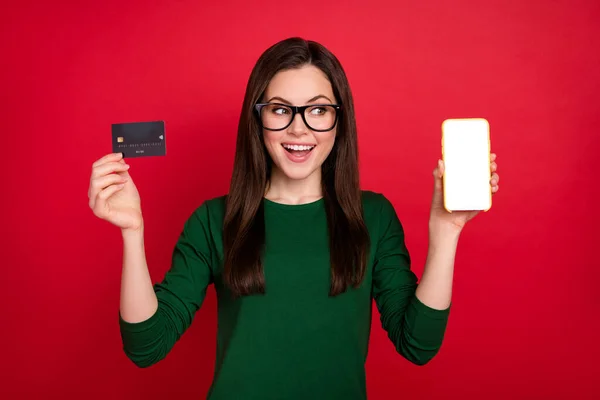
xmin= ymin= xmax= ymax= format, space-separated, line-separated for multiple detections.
xmin=88 ymin=152 xmax=143 ymax=232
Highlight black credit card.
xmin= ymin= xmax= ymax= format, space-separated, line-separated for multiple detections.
xmin=112 ymin=121 xmax=166 ymax=158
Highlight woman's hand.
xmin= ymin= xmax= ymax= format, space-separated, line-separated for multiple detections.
xmin=88 ymin=152 xmax=143 ymax=232
xmin=429 ymin=153 xmax=499 ymax=232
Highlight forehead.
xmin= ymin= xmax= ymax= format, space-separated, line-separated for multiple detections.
xmin=264 ymin=65 xmax=335 ymax=103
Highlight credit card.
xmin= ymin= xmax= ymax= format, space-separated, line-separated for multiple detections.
xmin=112 ymin=121 xmax=166 ymax=158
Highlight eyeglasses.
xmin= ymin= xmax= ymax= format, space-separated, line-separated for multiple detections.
xmin=255 ymin=103 xmax=341 ymax=132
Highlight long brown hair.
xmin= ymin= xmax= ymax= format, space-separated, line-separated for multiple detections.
xmin=223 ymin=37 xmax=370 ymax=297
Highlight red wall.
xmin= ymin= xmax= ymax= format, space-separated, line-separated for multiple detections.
xmin=2 ymin=0 xmax=599 ymax=398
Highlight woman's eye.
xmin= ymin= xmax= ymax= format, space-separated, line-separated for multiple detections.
xmin=272 ymin=107 xmax=289 ymax=115
xmin=310 ymin=107 xmax=326 ymax=115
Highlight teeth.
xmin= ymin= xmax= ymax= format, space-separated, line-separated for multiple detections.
xmin=283 ymin=144 xmax=315 ymax=151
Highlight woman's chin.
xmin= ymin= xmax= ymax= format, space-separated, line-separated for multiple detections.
xmin=274 ymin=161 xmax=320 ymax=182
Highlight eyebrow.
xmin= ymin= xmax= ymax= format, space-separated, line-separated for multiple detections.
xmin=266 ymin=94 xmax=333 ymax=104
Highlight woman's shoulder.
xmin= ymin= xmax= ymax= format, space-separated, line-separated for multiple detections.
xmin=360 ymin=190 xmax=401 ymax=233
xmin=202 ymin=194 xmax=228 ymax=211
xmin=361 ymin=189 xmax=394 ymax=212
xmin=187 ymin=194 xmax=227 ymax=225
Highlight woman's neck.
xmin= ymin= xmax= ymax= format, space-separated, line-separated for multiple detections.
xmin=265 ymin=167 xmax=322 ymax=205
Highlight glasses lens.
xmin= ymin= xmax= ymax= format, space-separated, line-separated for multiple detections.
xmin=260 ymin=104 xmax=293 ymax=130
xmin=304 ymin=105 xmax=337 ymax=131
xmin=259 ymin=104 xmax=338 ymax=131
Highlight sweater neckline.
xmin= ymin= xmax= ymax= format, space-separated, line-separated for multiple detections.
xmin=263 ymin=197 xmax=324 ymax=211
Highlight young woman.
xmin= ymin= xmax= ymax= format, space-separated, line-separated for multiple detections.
xmin=88 ymin=37 xmax=500 ymax=399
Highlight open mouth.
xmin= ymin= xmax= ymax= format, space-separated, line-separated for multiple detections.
xmin=282 ymin=143 xmax=316 ymax=156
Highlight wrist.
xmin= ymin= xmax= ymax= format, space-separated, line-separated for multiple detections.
xmin=122 ymin=222 xmax=144 ymax=240
xmin=428 ymin=218 xmax=462 ymax=244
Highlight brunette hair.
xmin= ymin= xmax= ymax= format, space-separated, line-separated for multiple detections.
xmin=223 ymin=37 xmax=369 ymax=297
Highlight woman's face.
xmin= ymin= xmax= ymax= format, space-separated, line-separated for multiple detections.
xmin=260 ymin=65 xmax=337 ymax=182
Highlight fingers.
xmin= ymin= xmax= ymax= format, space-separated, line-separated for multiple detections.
xmin=490 ymin=153 xmax=499 ymax=195
xmin=92 ymin=184 xmax=126 ymax=217
xmin=88 ymin=161 xmax=130 ymax=203
xmin=98 ymin=183 xmax=125 ymax=200
xmin=88 ymin=174 xmax=128 ymax=207
xmin=491 ymin=172 xmax=499 ymax=185
xmin=490 ymin=172 xmax=499 ymax=195
xmin=88 ymin=153 xmax=130 ymax=210
xmin=92 ymin=152 xmax=123 ymax=169
xmin=91 ymin=161 xmax=130 ymax=180
xmin=93 ymin=172 xmax=128 ymax=190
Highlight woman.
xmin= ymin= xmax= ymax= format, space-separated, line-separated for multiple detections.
xmin=88 ymin=37 xmax=500 ymax=399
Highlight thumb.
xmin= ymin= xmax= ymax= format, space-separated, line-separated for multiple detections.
xmin=431 ymin=159 xmax=444 ymax=204
xmin=434 ymin=159 xmax=444 ymax=186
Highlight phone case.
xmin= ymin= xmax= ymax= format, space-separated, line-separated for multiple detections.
xmin=441 ymin=118 xmax=492 ymax=213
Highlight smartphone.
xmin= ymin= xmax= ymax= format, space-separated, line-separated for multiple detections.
xmin=441 ymin=118 xmax=492 ymax=212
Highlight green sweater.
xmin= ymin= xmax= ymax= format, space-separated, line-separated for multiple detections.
xmin=119 ymin=191 xmax=450 ymax=399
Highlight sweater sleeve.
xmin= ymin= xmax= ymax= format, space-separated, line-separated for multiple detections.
xmin=371 ymin=194 xmax=450 ymax=365
xmin=118 ymin=202 xmax=215 ymax=368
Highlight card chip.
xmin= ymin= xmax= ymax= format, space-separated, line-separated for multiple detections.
xmin=117 ymin=137 xmax=124 ymax=143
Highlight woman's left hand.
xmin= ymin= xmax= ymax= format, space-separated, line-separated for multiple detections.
xmin=429 ymin=153 xmax=499 ymax=232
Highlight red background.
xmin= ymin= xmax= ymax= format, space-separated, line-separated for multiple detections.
xmin=2 ymin=0 xmax=599 ymax=398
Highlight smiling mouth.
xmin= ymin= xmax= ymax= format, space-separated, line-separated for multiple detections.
xmin=281 ymin=143 xmax=316 ymax=154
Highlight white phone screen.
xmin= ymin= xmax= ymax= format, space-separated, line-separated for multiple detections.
xmin=442 ymin=118 xmax=491 ymax=212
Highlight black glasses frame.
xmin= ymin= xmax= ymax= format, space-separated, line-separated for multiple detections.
xmin=254 ymin=103 xmax=342 ymax=132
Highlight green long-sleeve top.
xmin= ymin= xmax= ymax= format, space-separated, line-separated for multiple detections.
xmin=119 ymin=191 xmax=450 ymax=399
